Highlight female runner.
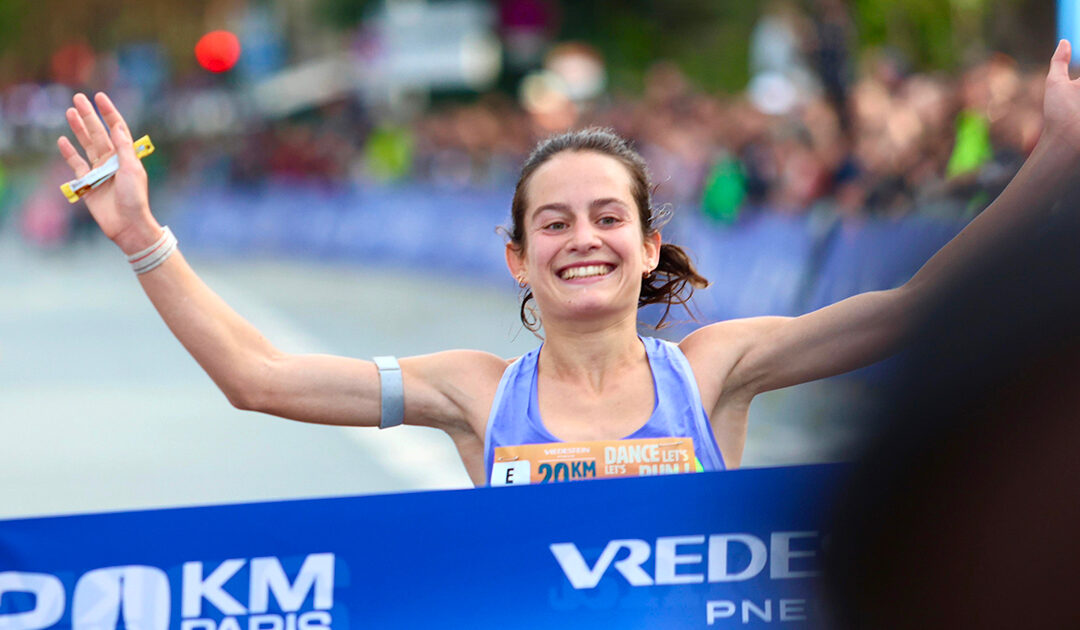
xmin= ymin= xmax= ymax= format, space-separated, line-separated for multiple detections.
xmin=57 ymin=42 xmax=1080 ymax=486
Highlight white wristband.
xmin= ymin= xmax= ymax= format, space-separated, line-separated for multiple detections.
xmin=128 ymin=226 xmax=178 ymax=275
xmin=373 ymin=355 xmax=404 ymax=429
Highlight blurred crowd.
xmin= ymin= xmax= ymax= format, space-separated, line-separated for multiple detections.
xmin=0 ymin=1 xmax=1051 ymax=249
xmin=219 ymin=7 xmax=1045 ymax=225
xmin=400 ymin=53 xmax=1043 ymax=224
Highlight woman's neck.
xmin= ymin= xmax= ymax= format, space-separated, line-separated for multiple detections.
xmin=538 ymin=313 xmax=645 ymax=393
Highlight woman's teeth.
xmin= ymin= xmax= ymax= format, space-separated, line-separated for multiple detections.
xmin=560 ymin=264 xmax=613 ymax=280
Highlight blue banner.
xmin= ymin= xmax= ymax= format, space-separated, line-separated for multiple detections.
xmin=0 ymin=465 xmax=843 ymax=629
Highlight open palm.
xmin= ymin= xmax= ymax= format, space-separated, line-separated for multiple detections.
xmin=1043 ymin=40 xmax=1080 ymax=151
xmin=56 ymin=92 xmax=152 ymax=249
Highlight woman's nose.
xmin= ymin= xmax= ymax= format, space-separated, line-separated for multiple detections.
xmin=567 ymin=221 xmax=601 ymax=251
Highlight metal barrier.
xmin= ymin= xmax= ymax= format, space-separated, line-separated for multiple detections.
xmin=170 ymin=184 xmax=967 ymax=324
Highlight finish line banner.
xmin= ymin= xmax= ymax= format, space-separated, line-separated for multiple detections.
xmin=0 ymin=465 xmax=844 ymax=630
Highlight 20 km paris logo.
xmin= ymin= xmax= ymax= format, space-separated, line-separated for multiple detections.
xmin=0 ymin=553 xmax=335 ymax=630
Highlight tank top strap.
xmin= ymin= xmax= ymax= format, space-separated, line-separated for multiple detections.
xmin=483 ymin=346 xmax=543 ymax=475
xmin=641 ymin=337 xmax=727 ymax=472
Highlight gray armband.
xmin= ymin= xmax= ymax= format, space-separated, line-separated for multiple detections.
xmin=373 ymin=355 xmax=404 ymax=429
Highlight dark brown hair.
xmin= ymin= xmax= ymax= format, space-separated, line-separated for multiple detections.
xmin=508 ymin=127 xmax=708 ymax=331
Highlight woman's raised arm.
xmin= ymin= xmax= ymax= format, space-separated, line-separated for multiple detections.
xmin=57 ymin=92 xmax=501 ymax=433
xmin=688 ymin=40 xmax=1080 ymax=400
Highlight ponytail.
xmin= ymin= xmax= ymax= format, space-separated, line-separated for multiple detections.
xmin=640 ymin=243 xmax=709 ymax=328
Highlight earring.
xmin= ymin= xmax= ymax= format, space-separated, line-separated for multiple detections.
xmin=517 ymin=275 xmax=528 ymax=288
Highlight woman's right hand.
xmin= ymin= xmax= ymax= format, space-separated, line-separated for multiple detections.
xmin=57 ymin=92 xmax=160 ymax=254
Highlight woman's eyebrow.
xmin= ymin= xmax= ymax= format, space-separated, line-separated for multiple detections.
xmin=533 ymin=202 xmax=571 ymax=215
xmin=530 ymin=204 xmax=574 ymax=225
xmin=532 ymin=198 xmax=629 ymax=219
xmin=591 ymin=198 xmax=630 ymax=211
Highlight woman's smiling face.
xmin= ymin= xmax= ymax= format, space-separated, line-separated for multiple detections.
xmin=507 ymin=150 xmax=661 ymax=325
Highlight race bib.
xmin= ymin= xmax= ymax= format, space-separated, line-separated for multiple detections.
xmin=491 ymin=437 xmax=697 ymax=486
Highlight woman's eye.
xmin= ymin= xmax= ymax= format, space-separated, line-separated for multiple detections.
xmin=599 ymin=216 xmax=620 ymax=226
xmin=545 ymin=222 xmax=568 ymax=230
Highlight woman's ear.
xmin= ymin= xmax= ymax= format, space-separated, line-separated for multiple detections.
xmin=506 ymin=242 xmax=527 ymax=284
xmin=644 ymin=231 xmax=662 ymax=273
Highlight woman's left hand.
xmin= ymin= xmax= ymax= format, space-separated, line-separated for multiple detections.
xmin=1042 ymin=40 xmax=1080 ymax=152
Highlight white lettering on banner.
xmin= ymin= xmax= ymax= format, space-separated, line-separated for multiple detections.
xmin=183 ymin=560 xmax=247 ymax=617
xmin=654 ymin=536 xmax=705 ymax=585
xmin=247 ymin=616 xmax=282 ymax=630
xmin=72 ymin=566 xmax=170 ymax=630
xmin=549 ymin=540 xmax=653 ymax=589
xmin=551 ymin=532 xmax=820 ymax=589
xmin=249 ymin=554 xmax=334 ymax=614
xmin=0 ymin=554 xmax=335 ymax=630
xmin=780 ymin=599 xmax=808 ymax=621
xmin=181 ymin=612 xmax=329 ymax=630
xmin=708 ymin=534 xmax=768 ymax=582
xmin=253 ymin=615 xmax=279 ymax=630
xmin=0 ymin=572 xmax=65 ymax=630
xmin=706 ymin=600 xmax=736 ymax=625
xmin=743 ymin=599 xmax=771 ymax=623
xmin=706 ymin=599 xmax=811 ymax=625
xmin=298 ymin=611 xmax=331 ymax=630
xmin=182 ymin=555 xmax=335 ymax=630
xmin=770 ymin=532 xmax=820 ymax=578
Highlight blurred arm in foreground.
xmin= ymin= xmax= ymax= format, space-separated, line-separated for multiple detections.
xmin=822 ymin=116 xmax=1080 ymax=630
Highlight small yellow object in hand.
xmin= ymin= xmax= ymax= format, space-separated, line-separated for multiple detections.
xmin=60 ymin=134 xmax=154 ymax=203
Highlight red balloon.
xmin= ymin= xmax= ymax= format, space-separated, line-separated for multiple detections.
xmin=195 ymin=30 xmax=241 ymax=73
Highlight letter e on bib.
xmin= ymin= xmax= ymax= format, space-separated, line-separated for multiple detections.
xmin=491 ymin=459 xmax=531 ymax=485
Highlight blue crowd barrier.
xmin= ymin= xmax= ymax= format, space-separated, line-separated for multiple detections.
xmin=170 ymin=185 xmax=968 ymax=323
xmin=804 ymin=215 xmax=964 ymax=312
xmin=665 ymin=211 xmax=818 ymax=322
xmin=0 ymin=464 xmax=844 ymax=629
xmin=170 ymin=184 xmax=513 ymax=282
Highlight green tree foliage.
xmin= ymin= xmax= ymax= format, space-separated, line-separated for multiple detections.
xmin=0 ymin=1 xmax=28 ymax=57
xmin=316 ymin=0 xmax=371 ymax=29
xmin=854 ymin=0 xmax=981 ymax=71
xmin=855 ymin=0 xmax=1054 ymax=71
xmin=0 ymin=0 xmax=1054 ymax=92
xmin=559 ymin=0 xmax=1051 ymax=92
xmin=0 ymin=0 xmax=212 ymax=83
xmin=560 ymin=0 xmax=757 ymax=93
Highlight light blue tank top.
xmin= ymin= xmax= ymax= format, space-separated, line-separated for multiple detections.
xmin=483 ymin=336 xmax=726 ymax=484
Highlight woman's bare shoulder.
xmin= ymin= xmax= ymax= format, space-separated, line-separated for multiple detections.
xmin=677 ymin=317 xmax=791 ymax=402
xmin=678 ymin=317 xmax=786 ymax=357
xmin=403 ymin=349 xmax=514 ymax=383
xmin=394 ymin=349 xmax=515 ymax=436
